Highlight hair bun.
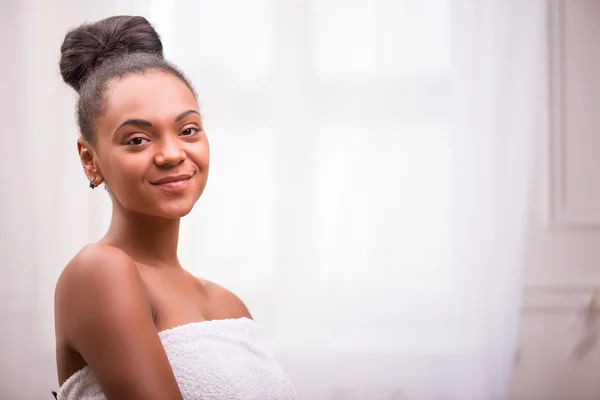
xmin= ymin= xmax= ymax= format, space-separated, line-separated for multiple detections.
xmin=59 ymin=15 xmax=163 ymax=92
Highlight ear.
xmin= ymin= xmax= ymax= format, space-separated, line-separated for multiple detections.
xmin=77 ymin=138 xmax=104 ymax=186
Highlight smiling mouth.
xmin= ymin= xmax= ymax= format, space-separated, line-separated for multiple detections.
xmin=150 ymin=172 xmax=195 ymax=191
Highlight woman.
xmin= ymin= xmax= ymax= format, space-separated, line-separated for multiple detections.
xmin=52 ymin=15 xmax=298 ymax=400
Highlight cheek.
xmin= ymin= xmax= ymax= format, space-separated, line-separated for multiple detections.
xmin=102 ymin=154 xmax=147 ymax=189
xmin=189 ymin=142 xmax=210 ymax=169
xmin=201 ymin=147 xmax=210 ymax=168
xmin=202 ymin=140 xmax=210 ymax=164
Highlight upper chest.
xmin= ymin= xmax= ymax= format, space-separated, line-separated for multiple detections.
xmin=136 ymin=266 xmax=229 ymax=330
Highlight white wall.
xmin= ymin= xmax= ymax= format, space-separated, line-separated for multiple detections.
xmin=511 ymin=1 xmax=600 ymax=399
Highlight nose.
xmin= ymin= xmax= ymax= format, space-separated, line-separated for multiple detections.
xmin=154 ymin=137 xmax=186 ymax=167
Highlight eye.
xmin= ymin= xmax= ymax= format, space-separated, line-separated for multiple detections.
xmin=125 ymin=136 xmax=150 ymax=146
xmin=180 ymin=126 xmax=202 ymax=137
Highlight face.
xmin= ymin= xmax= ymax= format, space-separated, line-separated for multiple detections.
xmin=79 ymin=71 xmax=209 ymax=219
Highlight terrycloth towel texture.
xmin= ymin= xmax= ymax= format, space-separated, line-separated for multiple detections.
xmin=56 ymin=317 xmax=298 ymax=400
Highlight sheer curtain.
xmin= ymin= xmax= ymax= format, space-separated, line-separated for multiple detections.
xmin=0 ymin=0 xmax=544 ymax=399
xmin=451 ymin=1 xmax=544 ymax=399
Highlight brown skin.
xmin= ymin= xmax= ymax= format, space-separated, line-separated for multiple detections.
xmin=54 ymin=71 xmax=252 ymax=400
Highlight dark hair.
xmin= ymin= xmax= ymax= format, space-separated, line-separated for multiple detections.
xmin=59 ymin=15 xmax=196 ymax=144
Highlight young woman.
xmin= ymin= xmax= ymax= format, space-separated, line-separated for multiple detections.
xmin=52 ymin=15 xmax=297 ymax=400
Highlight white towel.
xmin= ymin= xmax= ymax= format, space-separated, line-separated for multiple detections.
xmin=56 ymin=317 xmax=298 ymax=400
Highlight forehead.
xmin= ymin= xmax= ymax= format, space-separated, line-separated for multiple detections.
xmin=102 ymin=71 xmax=198 ymax=123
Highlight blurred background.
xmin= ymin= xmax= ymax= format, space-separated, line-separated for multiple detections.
xmin=2 ymin=0 xmax=600 ymax=399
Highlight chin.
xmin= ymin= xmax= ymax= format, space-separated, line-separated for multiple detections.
xmin=156 ymin=202 xmax=196 ymax=219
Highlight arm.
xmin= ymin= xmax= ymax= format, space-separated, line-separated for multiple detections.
xmin=55 ymin=244 xmax=183 ymax=400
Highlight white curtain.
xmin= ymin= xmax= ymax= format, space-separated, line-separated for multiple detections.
xmin=451 ymin=1 xmax=544 ymax=399
xmin=0 ymin=0 xmax=545 ymax=399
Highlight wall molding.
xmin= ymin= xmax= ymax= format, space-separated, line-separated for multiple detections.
xmin=548 ymin=0 xmax=600 ymax=228
xmin=522 ymin=282 xmax=600 ymax=314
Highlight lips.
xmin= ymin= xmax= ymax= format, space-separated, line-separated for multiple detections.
xmin=150 ymin=173 xmax=193 ymax=185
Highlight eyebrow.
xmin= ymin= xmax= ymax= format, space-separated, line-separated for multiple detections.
xmin=174 ymin=109 xmax=201 ymax=122
xmin=114 ymin=109 xmax=201 ymax=133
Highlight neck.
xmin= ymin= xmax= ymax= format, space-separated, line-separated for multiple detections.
xmin=102 ymin=203 xmax=181 ymax=267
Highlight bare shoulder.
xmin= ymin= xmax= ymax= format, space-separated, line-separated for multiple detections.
xmin=55 ymin=244 xmax=182 ymax=399
xmin=57 ymin=243 xmax=138 ymax=282
xmin=55 ymin=244 xmax=141 ymax=306
xmin=203 ymin=279 xmax=253 ymax=320
xmin=54 ymin=243 xmax=147 ymax=343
